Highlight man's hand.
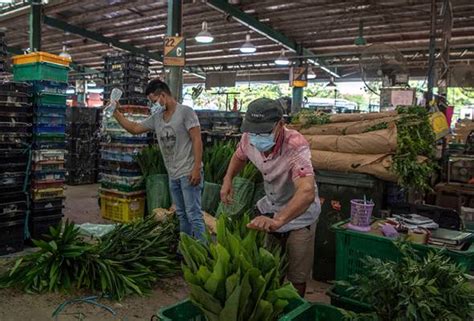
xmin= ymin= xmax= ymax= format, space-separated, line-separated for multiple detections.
xmin=247 ymin=215 xmax=285 ymax=232
xmin=220 ymin=178 xmax=233 ymax=204
xmin=189 ymin=167 xmax=201 ymax=186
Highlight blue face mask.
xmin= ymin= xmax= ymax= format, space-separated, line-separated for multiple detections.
xmin=249 ymin=133 xmax=275 ymax=152
xmin=151 ymin=101 xmax=164 ymax=114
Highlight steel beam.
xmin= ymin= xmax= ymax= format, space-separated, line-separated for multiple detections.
xmin=29 ymin=0 xmax=42 ymax=51
xmin=166 ymin=0 xmax=183 ymax=101
xmin=43 ymin=15 xmax=163 ymax=62
xmin=206 ymin=0 xmax=340 ymax=78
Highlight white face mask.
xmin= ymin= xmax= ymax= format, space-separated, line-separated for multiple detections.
xmin=151 ymin=101 xmax=164 ymax=114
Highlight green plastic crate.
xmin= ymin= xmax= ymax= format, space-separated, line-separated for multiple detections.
xmin=327 ymin=285 xmax=373 ymax=315
xmin=33 ymin=133 xmax=66 ymax=143
xmin=279 ymin=302 xmax=345 ymax=321
xmin=157 ymin=298 xmax=309 ymax=321
xmin=333 ymin=220 xmax=474 ymax=283
xmin=100 ymin=181 xmax=145 ymax=193
xmin=13 ymin=62 xmax=69 ymax=82
xmin=34 ymin=93 xmax=67 ymax=106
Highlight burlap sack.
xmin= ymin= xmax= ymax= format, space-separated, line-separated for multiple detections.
xmin=305 ymin=125 xmax=397 ymax=154
xmin=299 ymin=116 xmax=400 ymax=136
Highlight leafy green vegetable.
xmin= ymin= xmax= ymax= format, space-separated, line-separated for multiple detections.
xmin=0 ymin=216 xmax=179 ymax=300
xmin=238 ymin=162 xmax=262 ymax=183
xmin=203 ymin=141 xmax=236 ymax=184
xmin=338 ymin=242 xmax=474 ymax=321
xmin=179 ymin=214 xmax=299 ymax=321
xmin=363 ymin=122 xmax=388 ymax=133
xmin=135 ymin=146 xmax=167 ymax=178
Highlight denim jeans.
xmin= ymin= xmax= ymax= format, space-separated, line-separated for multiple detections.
xmin=169 ymin=172 xmax=205 ymax=241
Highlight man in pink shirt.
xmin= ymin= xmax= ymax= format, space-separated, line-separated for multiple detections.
xmin=220 ymin=98 xmax=321 ymax=297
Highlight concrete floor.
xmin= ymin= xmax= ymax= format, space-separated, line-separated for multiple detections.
xmin=62 ymin=184 xmax=331 ymax=303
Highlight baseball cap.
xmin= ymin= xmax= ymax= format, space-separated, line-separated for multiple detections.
xmin=241 ymin=98 xmax=283 ymax=134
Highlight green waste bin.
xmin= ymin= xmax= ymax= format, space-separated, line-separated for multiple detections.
xmin=313 ymin=170 xmax=384 ymax=281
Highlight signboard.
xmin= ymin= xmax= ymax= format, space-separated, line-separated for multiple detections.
xmin=163 ymin=36 xmax=185 ymax=66
xmin=290 ymin=67 xmax=308 ymax=87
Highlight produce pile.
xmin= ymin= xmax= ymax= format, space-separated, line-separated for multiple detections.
xmin=0 ymin=216 xmax=179 ymax=300
xmin=179 ymin=214 xmax=301 ymax=321
xmin=135 ymin=145 xmax=167 ymax=177
xmin=339 ymin=243 xmax=474 ymax=321
xmin=291 ymin=107 xmax=436 ymax=191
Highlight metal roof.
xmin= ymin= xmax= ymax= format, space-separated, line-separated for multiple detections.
xmin=1 ymin=0 xmax=474 ymax=83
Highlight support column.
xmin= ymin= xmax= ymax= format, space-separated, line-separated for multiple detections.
xmin=426 ymin=0 xmax=437 ymax=108
xmin=166 ymin=0 xmax=183 ymax=102
xmin=29 ymin=0 xmax=42 ymax=51
xmin=291 ymin=87 xmax=303 ymax=114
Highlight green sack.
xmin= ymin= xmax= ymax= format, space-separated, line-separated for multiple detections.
xmin=202 ymin=181 xmax=222 ymax=215
xmin=216 ymin=177 xmax=255 ymax=217
xmin=252 ymin=182 xmax=266 ymax=206
xmin=146 ymin=174 xmax=171 ymax=215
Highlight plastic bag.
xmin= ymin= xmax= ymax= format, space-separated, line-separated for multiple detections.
xmin=146 ymin=174 xmax=171 ymax=214
xmin=216 ymin=177 xmax=255 ymax=217
xmin=78 ymin=223 xmax=116 ymax=238
xmin=202 ymin=181 xmax=222 ymax=215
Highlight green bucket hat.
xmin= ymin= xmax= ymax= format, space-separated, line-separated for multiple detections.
xmin=241 ymin=98 xmax=283 ymax=134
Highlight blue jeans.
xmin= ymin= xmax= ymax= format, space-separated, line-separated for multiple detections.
xmin=169 ymin=173 xmax=205 ymax=241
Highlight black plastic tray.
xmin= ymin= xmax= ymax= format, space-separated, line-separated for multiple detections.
xmin=0 ymin=82 xmax=32 ymax=94
xmin=0 ymin=219 xmax=24 ymax=255
xmin=0 ymin=111 xmax=33 ymax=123
xmin=31 ymin=197 xmax=64 ymax=211
xmin=29 ymin=214 xmax=63 ymax=240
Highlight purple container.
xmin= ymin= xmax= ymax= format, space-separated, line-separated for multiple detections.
xmin=347 ymin=199 xmax=375 ymax=232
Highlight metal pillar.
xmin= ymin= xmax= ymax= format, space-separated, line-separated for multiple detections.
xmin=426 ymin=0 xmax=437 ymax=107
xmin=437 ymin=0 xmax=453 ymax=112
xmin=291 ymin=87 xmax=303 ymax=114
xmin=29 ymin=0 xmax=42 ymax=51
xmin=166 ymin=0 xmax=183 ymax=102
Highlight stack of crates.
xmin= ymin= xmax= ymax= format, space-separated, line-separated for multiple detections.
xmin=12 ymin=52 xmax=71 ymax=240
xmin=65 ymin=107 xmax=101 ymax=185
xmin=0 ymin=29 xmax=8 ymax=73
xmin=99 ymin=105 xmax=150 ymax=222
xmin=0 ymin=81 xmax=32 ymax=254
xmin=103 ymin=53 xmax=150 ymax=106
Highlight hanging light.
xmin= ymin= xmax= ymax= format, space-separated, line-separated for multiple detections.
xmin=307 ymin=66 xmax=316 ymax=79
xmin=326 ymin=77 xmax=337 ymax=89
xmin=274 ymin=49 xmax=289 ymax=65
xmin=240 ymin=33 xmax=256 ymax=53
xmin=195 ymin=21 xmax=214 ymax=43
xmin=59 ymin=45 xmax=71 ymax=60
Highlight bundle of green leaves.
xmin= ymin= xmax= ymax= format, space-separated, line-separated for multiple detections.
xmin=291 ymin=110 xmax=331 ymax=128
xmin=0 ymin=216 xmax=179 ymax=300
xmin=339 ymin=242 xmax=474 ymax=321
xmin=238 ymin=162 xmax=263 ymax=184
xmin=135 ymin=146 xmax=167 ymax=178
xmin=203 ymin=141 xmax=237 ymax=184
xmin=179 ymin=214 xmax=300 ymax=321
xmin=392 ymin=106 xmax=436 ymax=191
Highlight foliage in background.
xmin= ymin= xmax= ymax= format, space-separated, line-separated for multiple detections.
xmin=238 ymin=162 xmax=262 ymax=183
xmin=135 ymin=146 xmax=167 ymax=177
xmin=179 ymin=214 xmax=299 ymax=321
xmin=0 ymin=216 xmax=178 ymax=300
xmin=392 ymin=106 xmax=436 ymax=191
xmin=338 ymin=242 xmax=474 ymax=321
xmin=291 ymin=110 xmax=331 ymax=128
xmin=203 ymin=141 xmax=236 ymax=184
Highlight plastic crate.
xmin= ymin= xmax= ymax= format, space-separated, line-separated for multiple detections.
xmin=29 ymin=214 xmax=63 ymax=240
xmin=0 ymin=199 xmax=27 ymax=214
xmin=33 ymin=133 xmax=65 ymax=143
xmin=0 ymin=132 xmax=32 ymax=144
xmin=100 ymin=149 xmax=138 ymax=162
xmin=101 ymin=142 xmax=147 ymax=153
xmin=99 ymin=173 xmax=143 ymax=187
xmin=0 ymin=92 xmax=31 ymax=104
xmin=32 ymin=170 xmax=66 ymax=181
xmin=333 ymin=220 xmax=474 ymax=283
xmin=0 ymin=160 xmax=28 ymax=174
xmin=100 ymin=181 xmax=145 ymax=193
xmin=31 ymin=205 xmax=63 ymax=218
xmin=326 ymin=286 xmax=373 ymax=314
xmin=12 ymin=52 xmax=71 ymax=66
xmin=0 ymin=210 xmax=26 ymax=223
xmin=29 ymin=80 xmax=68 ymax=95
xmin=104 ymin=54 xmax=149 ymax=65
xmin=33 ymin=124 xmax=66 ymax=134
xmin=66 ymin=107 xmax=100 ymax=124
xmin=34 ymin=93 xmax=67 ymax=106
xmin=104 ymin=83 xmax=145 ymax=95
xmin=31 ymin=197 xmax=64 ymax=211
xmin=0 ymin=172 xmax=26 ymax=188
xmin=0 ymin=104 xmax=31 ymax=114
xmin=34 ymin=104 xmax=67 ymax=114
xmin=100 ymin=159 xmax=141 ymax=171
xmin=35 ymin=113 xmax=66 ymax=126
xmin=157 ymin=298 xmax=309 ymax=321
xmin=0 ymin=81 xmax=32 ymax=94
xmin=13 ymin=62 xmax=69 ymax=82
xmin=0 ymin=122 xmax=31 ymax=133
xmin=0 ymin=111 xmax=32 ymax=123
xmin=103 ymin=69 xmax=148 ymax=80
xmin=66 ymin=170 xmax=97 ymax=185
xmin=99 ymin=166 xmax=141 ymax=177
xmin=32 ymin=161 xmax=64 ymax=172
xmin=32 ymin=149 xmax=65 ymax=162
xmin=33 ymin=141 xmax=66 ymax=150
xmin=0 ymin=219 xmax=25 ymax=255
xmin=278 ymin=302 xmax=346 ymax=321
xmin=100 ymin=193 xmax=145 ymax=222
xmin=32 ymin=187 xmax=64 ymax=201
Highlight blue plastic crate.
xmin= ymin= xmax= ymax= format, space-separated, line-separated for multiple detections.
xmin=34 ymin=104 xmax=67 ymax=115
xmin=32 ymin=170 xmax=66 ymax=181
xmin=34 ymin=113 xmax=66 ymax=126
xmin=33 ymin=124 xmax=66 ymax=134
xmin=100 ymin=150 xmax=136 ymax=162
xmin=29 ymin=80 xmax=68 ymax=95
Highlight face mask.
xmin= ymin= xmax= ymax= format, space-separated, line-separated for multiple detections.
xmin=249 ymin=133 xmax=275 ymax=152
xmin=151 ymin=101 xmax=164 ymax=114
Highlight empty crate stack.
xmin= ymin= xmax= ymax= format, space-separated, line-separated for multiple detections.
xmin=12 ymin=52 xmax=71 ymax=239
xmin=0 ymin=81 xmax=32 ymax=254
xmin=0 ymin=29 xmax=7 ymax=73
xmin=65 ymin=107 xmax=101 ymax=185
xmin=99 ymin=53 xmax=150 ymax=223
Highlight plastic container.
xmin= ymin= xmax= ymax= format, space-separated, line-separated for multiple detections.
xmin=100 ymin=181 xmax=145 ymax=193
xmin=0 ymin=111 xmax=32 ymax=123
xmin=32 ymin=149 xmax=65 ymax=162
xmin=347 ymin=199 xmax=375 ymax=232
xmin=100 ymin=159 xmax=141 ymax=171
xmin=0 ymin=104 xmax=31 ymax=114
xmin=66 ymin=107 xmax=100 ymax=124
xmin=32 ymin=161 xmax=64 ymax=172
xmin=100 ymin=193 xmax=145 ymax=222
xmin=31 ymin=197 xmax=64 ymax=211
xmin=157 ymin=298 xmax=309 ymax=321
xmin=99 ymin=173 xmax=143 ymax=187
xmin=34 ymin=93 xmax=67 ymax=106
xmin=103 ymin=61 xmax=149 ymax=72
xmin=0 ymin=122 xmax=31 ymax=133
xmin=278 ymin=302 xmax=346 ymax=321
xmin=32 ymin=187 xmax=64 ymax=201
xmin=33 ymin=133 xmax=65 ymax=144
xmin=34 ymin=104 xmax=67 ymax=114
xmin=332 ymin=220 xmax=474 ymax=283
xmin=0 ymin=210 xmax=26 ymax=223
xmin=12 ymin=52 xmax=71 ymax=66
xmin=101 ymin=142 xmax=147 ymax=153
xmin=0 ymin=219 xmax=25 ymax=255
xmin=13 ymin=62 xmax=69 ymax=82
xmin=0 ymin=92 xmax=31 ymax=104
xmin=99 ymin=166 xmax=141 ymax=177
xmin=0 ymin=199 xmax=27 ymax=215
xmin=100 ymin=149 xmax=138 ymax=162
xmin=29 ymin=214 xmax=63 ymax=240
xmin=33 ymin=124 xmax=66 ymax=134
xmin=35 ymin=113 xmax=66 ymax=126
xmin=104 ymin=83 xmax=145 ymax=94
xmin=0 ymin=81 xmax=32 ymax=94
xmin=31 ymin=205 xmax=63 ymax=218
xmin=0 ymin=172 xmax=26 ymax=192
xmin=66 ymin=170 xmax=97 ymax=185
xmin=29 ymin=80 xmax=68 ymax=95
xmin=326 ymin=286 xmax=373 ymax=314
xmin=32 ymin=170 xmax=66 ymax=181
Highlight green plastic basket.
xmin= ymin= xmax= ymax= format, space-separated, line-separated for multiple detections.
xmin=157 ymin=298 xmax=309 ymax=321
xmin=100 ymin=181 xmax=145 ymax=193
xmin=327 ymin=285 xmax=373 ymax=314
xmin=33 ymin=133 xmax=65 ymax=143
xmin=34 ymin=93 xmax=67 ymax=106
xmin=332 ymin=220 xmax=474 ymax=283
xmin=13 ymin=62 xmax=69 ymax=82
xmin=279 ymin=302 xmax=345 ymax=321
